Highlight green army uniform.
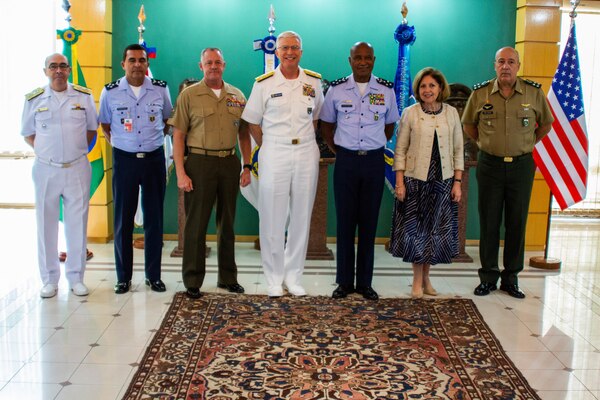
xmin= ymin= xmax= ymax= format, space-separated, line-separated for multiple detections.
xmin=169 ymin=79 xmax=246 ymax=290
xmin=462 ymin=77 xmax=554 ymax=286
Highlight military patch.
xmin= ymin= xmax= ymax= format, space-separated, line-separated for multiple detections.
xmin=473 ymin=80 xmax=491 ymax=90
xmin=73 ymin=84 xmax=92 ymax=95
xmin=226 ymin=96 xmax=246 ymax=108
xmin=330 ymin=77 xmax=349 ymax=87
xmin=151 ymin=79 xmax=167 ymax=87
xmin=36 ymin=107 xmax=49 ymax=112
xmin=71 ymin=104 xmax=85 ymax=111
xmin=376 ymin=77 xmax=393 ymax=88
xmin=482 ymin=103 xmax=493 ymax=110
xmin=256 ymin=71 xmax=275 ymax=82
xmin=105 ymin=80 xmax=120 ymax=91
xmin=25 ymin=87 xmax=45 ymax=101
xmin=303 ymin=84 xmax=315 ymax=98
xmin=523 ymin=79 xmax=541 ymax=88
xmin=369 ymin=93 xmax=385 ymax=106
xmin=304 ymin=69 xmax=322 ymax=79
xmin=270 ymin=93 xmax=283 ymax=98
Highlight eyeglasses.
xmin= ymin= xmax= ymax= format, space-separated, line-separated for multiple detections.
xmin=47 ymin=63 xmax=70 ymax=71
xmin=277 ymin=45 xmax=301 ymax=52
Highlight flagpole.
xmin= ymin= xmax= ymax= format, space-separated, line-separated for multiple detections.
xmin=529 ymin=0 xmax=581 ymax=270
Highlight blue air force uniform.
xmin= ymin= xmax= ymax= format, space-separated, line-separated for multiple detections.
xmin=21 ymin=84 xmax=98 ymax=286
xmin=320 ymin=74 xmax=400 ymax=289
xmin=98 ymin=76 xmax=173 ymax=284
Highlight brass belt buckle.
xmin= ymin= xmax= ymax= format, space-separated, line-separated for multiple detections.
xmin=357 ymin=150 xmax=367 ymax=156
xmin=62 ymin=162 xmax=71 ymax=168
xmin=503 ymin=156 xmax=513 ymax=163
xmin=136 ymin=153 xmax=145 ymax=159
xmin=218 ymin=150 xmax=228 ymax=157
xmin=291 ymin=138 xmax=299 ymax=145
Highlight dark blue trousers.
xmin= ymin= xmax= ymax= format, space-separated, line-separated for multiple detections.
xmin=112 ymin=147 xmax=165 ymax=283
xmin=334 ymin=146 xmax=385 ymax=288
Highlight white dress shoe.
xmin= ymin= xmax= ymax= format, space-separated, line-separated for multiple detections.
xmin=267 ymin=285 xmax=284 ymax=298
xmin=40 ymin=284 xmax=58 ymax=298
xmin=284 ymin=284 xmax=306 ymax=297
xmin=70 ymin=282 xmax=89 ymax=296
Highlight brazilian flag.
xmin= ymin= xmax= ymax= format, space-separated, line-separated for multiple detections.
xmin=57 ymin=27 xmax=104 ymax=204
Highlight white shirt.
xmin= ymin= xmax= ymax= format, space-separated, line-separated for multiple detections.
xmin=21 ymin=84 xmax=98 ymax=163
xmin=242 ymin=66 xmax=324 ymax=139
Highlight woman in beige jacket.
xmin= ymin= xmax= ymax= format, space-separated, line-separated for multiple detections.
xmin=389 ymin=67 xmax=464 ymax=298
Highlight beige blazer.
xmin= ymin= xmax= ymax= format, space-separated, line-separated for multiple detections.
xmin=393 ymin=103 xmax=464 ymax=181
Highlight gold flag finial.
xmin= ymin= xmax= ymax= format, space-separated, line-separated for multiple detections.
xmin=401 ymin=2 xmax=408 ymax=21
xmin=138 ymin=5 xmax=146 ymax=24
xmin=137 ymin=5 xmax=146 ymax=44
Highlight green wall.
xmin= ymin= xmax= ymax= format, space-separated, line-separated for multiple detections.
xmin=113 ymin=0 xmax=516 ymax=238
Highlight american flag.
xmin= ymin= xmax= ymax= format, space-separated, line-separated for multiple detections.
xmin=533 ymin=23 xmax=588 ymax=210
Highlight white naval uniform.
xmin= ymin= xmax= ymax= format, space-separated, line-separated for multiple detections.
xmin=242 ymin=66 xmax=324 ymax=291
xmin=21 ymin=84 xmax=98 ymax=286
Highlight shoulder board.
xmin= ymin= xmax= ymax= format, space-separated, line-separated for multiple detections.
xmin=523 ymin=78 xmax=541 ymax=88
xmin=304 ymin=69 xmax=322 ymax=79
xmin=151 ymin=78 xmax=167 ymax=87
xmin=330 ymin=77 xmax=349 ymax=87
xmin=472 ymin=80 xmax=491 ymax=90
xmin=255 ymin=71 xmax=275 ymax=82
xmin=72 ymin=84 xmax=92 ymax=95
xmin=376 ymin=77 xmax=394 ymax=88
xmin=25 ymin=87 xmax=45 ymax=101
xmin=104 ymin=80 xmax=119 ymax=91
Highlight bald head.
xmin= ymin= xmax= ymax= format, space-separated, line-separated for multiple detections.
xmin=494 ymin=47 xmax=521 ymax=88
xmin=495 ymin=47 xmax=520 ymax=64
xmin=44 ymin=53 xmax=67 ymax=68
xmin=349 ymin=42 xmax=375 ymax=83
xmin=350 ymin=42 xmax=373 ymax=57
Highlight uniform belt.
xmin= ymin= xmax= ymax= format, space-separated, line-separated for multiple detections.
xmin=188 ymin=147 xmax=236 ymax=157
xmin=36 ymin=154 xmax=86 ymax=168
xmin=336 ymin=146 xmax=384 ymax=156
xmin=480 ymin=151 xmax=532 ymax=163
xmin=262 ymin=136 xmax=314 ymax=145
xmin=113 ymin=146 xmax=163 ymax=159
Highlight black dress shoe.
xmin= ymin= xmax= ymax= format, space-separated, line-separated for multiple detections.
xmin=217 ymin=282 xmax=245 ymax=293
xmin=500 ymin=283 xmax=526 ymax=299
xmin=185 ymin=287 xmax=202 ymax=299
xmin=474 ymin=282 xmax=497 ymax=296
xmin=114 ymin=281 xmax=131 ymax=294
xmin=332 ymin=285 xmax=354 ymax=299
xmin=145 ymin=279 xmax=166 ymax=292
xmin=356 ymin=286 xmax=379 ymax=301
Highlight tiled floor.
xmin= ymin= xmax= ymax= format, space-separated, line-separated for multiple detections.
xmin=0 ymin=209 xmax=599 ymax=399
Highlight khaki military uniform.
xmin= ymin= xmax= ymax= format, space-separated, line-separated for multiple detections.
xmin=168 ymin=79 xmax=246 ymax=289
xmin=462 ymin=77 xmax=554 ymax=286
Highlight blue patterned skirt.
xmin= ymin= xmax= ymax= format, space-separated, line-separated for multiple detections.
xmin=389 ymin=134 xmax=458 ymax=265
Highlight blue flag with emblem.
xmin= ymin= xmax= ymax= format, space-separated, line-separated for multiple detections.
xmin=241 ymin=5 xmax=279 ymax=210
xmin=384 ymin=3 xmax=416 ymax=193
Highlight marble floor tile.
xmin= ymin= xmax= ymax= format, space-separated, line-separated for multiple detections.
xmin=0 ymin=209 xmax=599 ymax=399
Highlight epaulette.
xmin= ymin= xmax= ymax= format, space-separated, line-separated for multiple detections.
xmin=472 ymin=80 xmax=491 ymax=90
xmin=523 ymin=78 xmax=541 ymax=88
xmin=72 ymin=84 xmax=92 ymax=95
xmin=376 ymin=77 xmax=393 ymax=88
xmin=105 ymin=80 xmax=119 ymax=91
xmin=256 ymin=71 xmax=275 ymax=82
xmin=25 ymin=87 xmax=44 ymax=101
xmin=330 ymin=77 xmax=348 ymax=86
xmin=151 ymin=78 xmax=167 ymax=87
xmin=304 ymin=69 xmax=322 ymax=79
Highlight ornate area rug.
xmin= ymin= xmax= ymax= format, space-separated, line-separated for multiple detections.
xmin=123 ymin=293 xmax=540 ymax=400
